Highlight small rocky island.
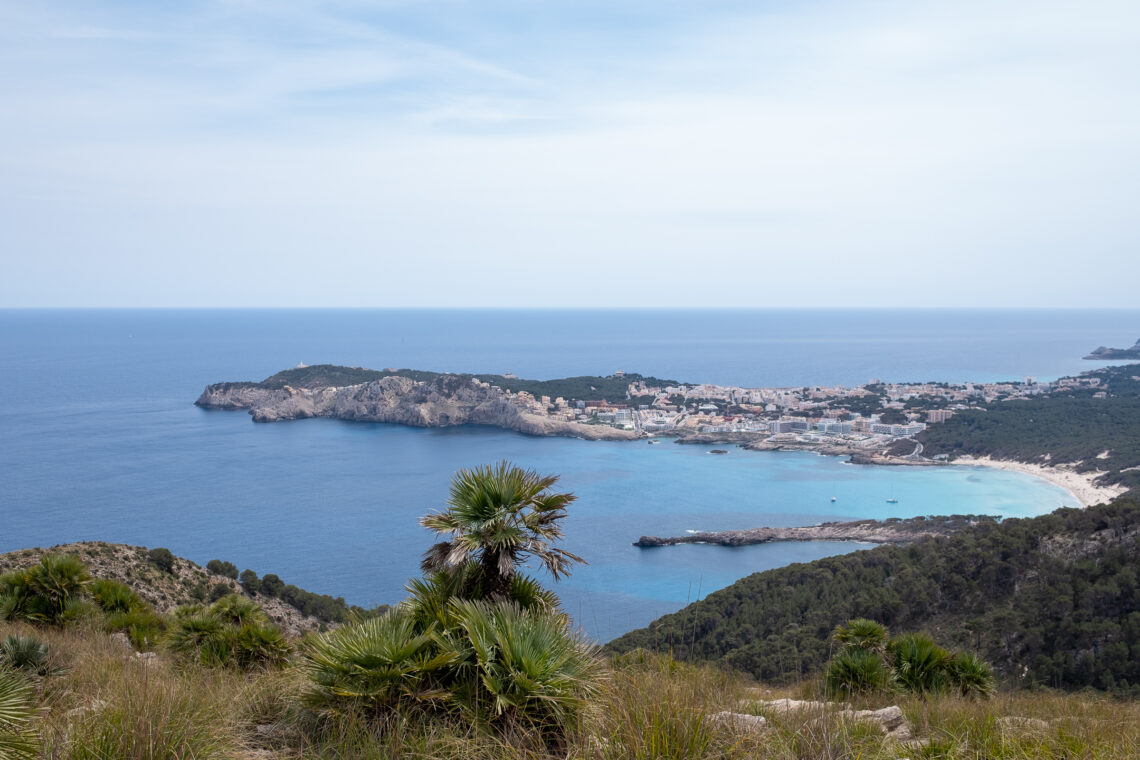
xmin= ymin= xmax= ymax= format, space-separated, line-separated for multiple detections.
xmin=1085 ymin=339 xmax=1140 ymax=360
xmin=634 ymin=514 xmax=995 ymax=547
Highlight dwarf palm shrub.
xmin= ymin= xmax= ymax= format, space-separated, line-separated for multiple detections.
xmin=946 ymin=651 xmax=996 ymax=698
xmin=166 ymin=597 xmax=289 ymax=670
xmin=89 ymin=579 xmax=141 ymax=614
xmin=0 ymin=555 xmax=90 ymax=625
xmin=832 ymin=618 xmax=889 ymax=653
xmin=304 ymin=601 xmax=602 ymax=742
xmin=824 ymin=648 xmax=895 ymax=698
xmin=0 ymin=635 xmax=55 ymax=678
xmin=304 ymin=609 xmax=455 ymax=712
xmin=0 ymin=669 xmax=38 ymax=759
xmin=888 ymin=632 xmax=951 ymax=695
xmin=823 ymin=619 xmax=995 ymax=700
xmin=104 ymin=607 xmax=167 ymax=650
xmin=446 ymin=600 xmax=603 ymax=735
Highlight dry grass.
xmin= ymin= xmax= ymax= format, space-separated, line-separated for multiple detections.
xmin=4 ymin=621 xmax=1140 ymax=760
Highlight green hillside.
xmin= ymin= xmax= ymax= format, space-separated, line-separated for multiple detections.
xmin=608 ymin=497 xmax=1140 ymax=695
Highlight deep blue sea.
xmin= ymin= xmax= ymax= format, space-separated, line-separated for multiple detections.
xmin=1 ymin=309 xmax=1137 ymax=641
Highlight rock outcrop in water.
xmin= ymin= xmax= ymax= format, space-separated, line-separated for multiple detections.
xmin=195 ymin=374 xmax=638 ymax=441
xmin=633 ymin=515 xmax=992 ymax=547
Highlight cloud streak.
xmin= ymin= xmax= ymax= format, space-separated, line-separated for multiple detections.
xmin=1 ymin=0 xmax=1137 ymax=306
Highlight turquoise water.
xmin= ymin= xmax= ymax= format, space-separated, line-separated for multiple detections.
xmin=0 ymin=309 xmax=1129 ymax=640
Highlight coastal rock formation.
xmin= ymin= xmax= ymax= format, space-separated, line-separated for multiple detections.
xmin=634 ymin=515 xmax=988 ymax=547
xmin=196 ymin=374 xmax=638 ymax=441
xmin=1085 ymin=339 xmax=1140 ymax=360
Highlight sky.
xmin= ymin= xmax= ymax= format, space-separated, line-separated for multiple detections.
xmin=1 ymin=0 xmax=1138 ymax=308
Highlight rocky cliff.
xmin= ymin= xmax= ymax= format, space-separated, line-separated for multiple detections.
xmin=196 ymin=373 xmax=639 ymax=441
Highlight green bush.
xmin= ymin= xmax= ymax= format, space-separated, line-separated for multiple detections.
xmin=90 ymin=579 xmax=142 ymax=614
xmin=147 ymin=548 xmax=176 ymax=574
xmin=205 ymin=560 xmax=239 ymax=580
xmin=166 ymin=596 xmax=289 ymax=670
xmin=0 ymin=670 xmax=38 ymax=759
xmin=0 ymin=635 xmax=55 ymax=677
xmin=303 ymin=609 xmax=451 ymax=712
xmin=832 ymin=618 xmax=888 ymax=653
xmin=822 ymin=619 xmax=995 ymax=700
xmin=104 ymin=608 xmax=167 ymax=650
xmin=946 ymin=651 xmax=996 ymax=698
xmin=824 ymin=648 xmax=895 ymax=698
xmin=0 ymin=555 xmax=91 ymax=624
xmin=239 ymin=570 xmax=260 ymax=595
xmin=888 ymin=632 xmax=951 ymax=695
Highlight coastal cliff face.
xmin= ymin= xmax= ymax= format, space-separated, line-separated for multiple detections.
xmin=196 ymin=374 xmax=638 ymax=441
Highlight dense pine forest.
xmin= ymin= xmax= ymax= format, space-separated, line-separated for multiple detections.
xmin=920 ymin=364 xmax=1140 ymax=491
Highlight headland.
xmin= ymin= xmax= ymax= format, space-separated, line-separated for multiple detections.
xmin=197 ymin=361 xmax=1140 ymax=507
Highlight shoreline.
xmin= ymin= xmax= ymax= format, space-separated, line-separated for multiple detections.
xmin=952 ymin=456 xmax=1126 ymax=509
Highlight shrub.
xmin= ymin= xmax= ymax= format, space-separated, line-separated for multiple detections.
xmin=887 ymin=633 xmax=951 ymax=695
xmin=946 ymin=651 xmax=996 ymax=698
xmin=90 ymin=579 xmax=142 ymax=614
xmin=239 ymin=570 xmax=260 ymax=595
xmin=166 ymin=597 xmax=289 ymax=670
xmin=260 ymin=574 xmax=284 ymax=598
xmin=147 ymin=548 xmax=176 ymax=574
xmin=0 ymin=670 xmax=38 ymax=759
xmin=823 ymin=619 xmax=995 ymax=700
xmin=446 ymin=599 xmax=603 ymax=736
xmin=206 ymin=560 xmax=239 ymax=580
xmin=824 ymin=648 xmax=895 ymax=698
xmin=832 ymin=618 xmax=889 ymax=653
xmin=104 ymin=608 xmax=167 ymax=650
xmin=304 ymin=600 xmax=602 ymax=743
xmin=208 ymin=583 xmax=231 ymax=602
xmin=0 ymin=635 xmax=55 ymax=677
xmin=303 ymin=609 xmax=448 ymax=712
xmin=0 ymin=555 xmax=91 ymax=624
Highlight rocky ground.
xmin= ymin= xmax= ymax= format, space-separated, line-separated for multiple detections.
xmin=0 ymin=541 xmax=324 ymax=634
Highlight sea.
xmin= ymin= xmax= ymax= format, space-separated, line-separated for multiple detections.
xmin=1 ymin=308 xmax=1137 ymax=641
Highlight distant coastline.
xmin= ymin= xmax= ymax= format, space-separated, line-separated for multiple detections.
xmin=197 ymin=361 xmax=1136 ymax=512
xmin=1084 ymin=339 xmax=1140 ymax=360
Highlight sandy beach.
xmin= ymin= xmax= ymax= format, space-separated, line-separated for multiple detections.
xmin=954 ymin=456 xmax=1127 ymax=509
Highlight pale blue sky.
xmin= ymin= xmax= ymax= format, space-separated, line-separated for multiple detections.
xmin=1 ymin=0 xmax=1137 ymax=307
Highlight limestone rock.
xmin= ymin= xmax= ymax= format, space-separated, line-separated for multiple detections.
xmin=707 ymin=711 xmax=767 ymax=732
xmin=197 ymin=374 xmax=639 ymax=441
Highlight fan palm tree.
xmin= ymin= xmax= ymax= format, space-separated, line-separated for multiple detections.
xmin=420 ymin=461 xmax=585 ymax=600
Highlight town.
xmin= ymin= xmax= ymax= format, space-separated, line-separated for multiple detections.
xmin=487 ymin=371 xmax=1108 ymax=453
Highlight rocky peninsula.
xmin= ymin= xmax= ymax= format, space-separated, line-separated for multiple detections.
xmin=633 ymin=515 xmax=994 ymax=547
xmin=1085 ymin=339 xmax=1140 ymax=360
xmin=195 ymin=365 xmax=639 ymax=441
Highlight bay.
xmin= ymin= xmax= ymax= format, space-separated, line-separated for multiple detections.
xmin=1 ymin=308 xmax=1135 ymax=640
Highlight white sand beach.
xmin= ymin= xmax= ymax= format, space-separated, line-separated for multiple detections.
xmin=954 ymin=456 xmax=1127 ymax=509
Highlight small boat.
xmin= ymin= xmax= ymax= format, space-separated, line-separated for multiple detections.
xmin=886 ymin=485 xmax=899 ymax=504
xmin=830 ymin=496 xmax=837 ymax=502
xmin=708 ymin=449 xmax=729 ymax=455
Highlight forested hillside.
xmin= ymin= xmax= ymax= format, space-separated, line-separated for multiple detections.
xmin=216 ymin=364 xmax=680 ymax=404
xmin=608 ymin=498 xmax=1140 ymax=695
xmin=919 ymin=365 xmax=1140 ymax=492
